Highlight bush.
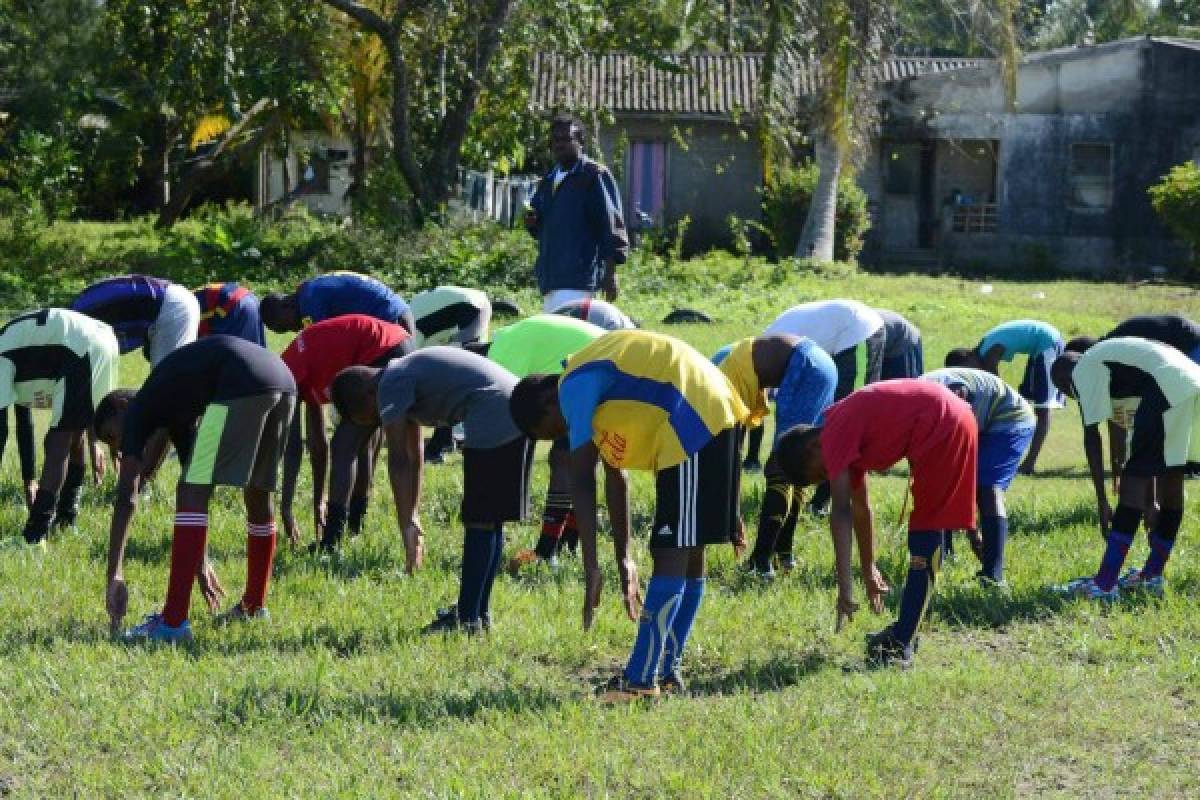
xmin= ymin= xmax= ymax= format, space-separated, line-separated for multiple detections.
xmin=761 ymin=162 xmax=870 ymax=262
xmin=1149 ymin=161 xmax=1200 ymax=263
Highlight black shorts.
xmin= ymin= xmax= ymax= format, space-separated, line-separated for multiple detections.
xmin=51 ymin=352 xmax=96 ymax=431
xmin=369 ymin=340 xmax=416 ymax=367
xmin=461 ymin=435 xmax=535 ymax=525
xmin=651 ymin=426 xmax=740 ymax=549
xmin=1125 ymin=386 xmax=1200 ymax=477
xmin=832 ymin=329 xmax=885 ymax=400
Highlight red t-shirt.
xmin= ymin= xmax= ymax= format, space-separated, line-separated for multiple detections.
xmin=819 ymin=380 xmax=978 ymax=531
xmin=281 ymin=314 xmax=410 ymax=406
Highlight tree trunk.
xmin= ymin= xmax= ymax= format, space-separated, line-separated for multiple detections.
xmin=796 ymin=133 xmax=841 ymax=262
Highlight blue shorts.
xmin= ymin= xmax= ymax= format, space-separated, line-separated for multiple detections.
xmin=1018 ymin=341 xmax=1065 ymax=409
xmin=880 ymin=341 xmax=925 ymax=381
xmin=978 ymin=426 xmax=1035 ymax=489
xmin=774 ymin=339 xmax=837 ymax=442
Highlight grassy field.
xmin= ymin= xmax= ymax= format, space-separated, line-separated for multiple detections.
xmin=2 ymin=269 xmax=1200 ymax=798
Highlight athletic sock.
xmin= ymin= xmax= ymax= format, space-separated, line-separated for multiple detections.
xmin=242 ymin=519 xmax=277 ymax=612
xmin=893 ymin=531 xmax=942 ymax=646
xmin=54 ymin=462 xmax=86 ymax=528
xmin=941 ymin=530 xmax=955 ymax=558
xmin=536 ymin=491 xmax=570 ymax=559
xmin=1095 ymin=530 xmax=1135 ymax=591
xmin=347 ymin=494 xmax=369 ymax=536
xmin=560 ymin=511 xmax=579 ymax=554
xmin=776 ymin=492 xmax=801 ymax=558
xmin=624 ymin=575 xmax=686 ymax=687
xmin=162 ymin=509 xmax=208 ymax=627
xmin=319 ymin=502 xmax=348 ymax=550
xmin=22 ymin=488 xmax=57 ymax=544
xmin=980 ymin=516 xmax=1008 ymax=582
xmin=661 ymin=578 xmax=705 ymax=677
xmin=479 ymin=527 xmax=505 ymax=622
xmin=750 ymin=481 xmax=792 ymax=570
xmin=457 ymin=527 xmax=496 ymax=624
xmin=1143 ymin=508 xmax=1183 ymax=578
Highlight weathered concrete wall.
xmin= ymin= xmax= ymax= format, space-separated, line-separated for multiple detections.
xmin=598 ymin=117 xmax=761 ymax=252
xmin=259 ymin=131 xmax=354 ymax=217
xmin=878 ymin=38 xmax=1200 ymax=272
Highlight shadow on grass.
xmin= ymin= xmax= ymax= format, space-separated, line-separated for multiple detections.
xmin=217 ymin=682 xmax=564 ymax=728
xmin=686 ymin=651 xmax=831 ymax=696
xmin=1008 ymin=503 xmax=1098 ymax=535
xmin=1019 ymin=466 xmax=1092 ymax=480
xmin=933 ymin=585 xmax=1071 ymax=629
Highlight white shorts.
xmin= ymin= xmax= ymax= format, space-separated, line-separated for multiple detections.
xmin=148 ymin=283 xmax=200 ymax=366
xmin=541 ymin=289 xmax=594 ymax=313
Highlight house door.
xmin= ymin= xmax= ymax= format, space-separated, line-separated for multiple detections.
xmin=628 ymin=140 xmax=666 ymax=223
xmin=882 ymin=141 xmax=936 ymax=250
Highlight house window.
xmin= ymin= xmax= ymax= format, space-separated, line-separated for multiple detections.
xmin=1069 ymin=143 xmax=1112 ymax=211
xmin=300 ymin=153 xmax=331 ymax=195
xmin=628 ymin=140 xmax=666 ymax=221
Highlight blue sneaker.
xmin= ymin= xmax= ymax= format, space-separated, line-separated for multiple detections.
xmin=1055 ymin=577 xmax=1119 ymax=603
xmin=1117 ymin=568 xmax=1165 ymax=597
xmin=122 ymin=613 xmax=194 ymax=644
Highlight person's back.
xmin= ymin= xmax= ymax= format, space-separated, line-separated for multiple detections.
xmin=923 ymin=367 xmax=1033 ymax=433
xmin=298 ymin=272 xmax=408 ymax=327
xmin=1103 ymin=314 xmax=1200 ymax=360
xmin=409 ymin=286 xmax=492 ymax=347
xmin=551 ymin=298 xmax=636 ymax=331
xmin=282 ymin=314 xmax=412 ymax=406
xmin=71 ymin=275 xmax=169 ymax=353
xmin=765 ymin=299 xmax=883 ymax=355
xmin=195 ymin=282 xmax=266 ymax=346
xmin=489 ymin=314 xmax=603 ymax=378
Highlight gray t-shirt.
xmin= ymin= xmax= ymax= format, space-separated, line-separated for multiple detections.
xmin=876 ymin=309 xmax=921 ymax=358
xmin=377 ymin=347 xmax=520 ymax=449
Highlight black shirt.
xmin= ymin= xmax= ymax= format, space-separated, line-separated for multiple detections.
xmin=122 ymin=336 xmax=295 ymax=459
xmin=1104 ymin=315 xmax=1200 ymax=356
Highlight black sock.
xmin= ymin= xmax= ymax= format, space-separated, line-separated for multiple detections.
xmin=894 ymin=531 xmax=941 ymax=645
xmin=457 ymin=527 xmax=496 ymax=623
xmin=941 ymin=530 xmax=955 ymax=557
xmin=347 ymin=494 xmax=369 ymax=535
xmin=750 ymin=480 xmax=792 ymax=570
xmin=980 ymin=516 xmax=1008 ymax=581
xmin=320 ymin=502 xmax=348 ymax=549
xmin=808 ymin=482 xmax=831 ymax=512
xmin=775 ymin=493 xmax=801 ymax=557
xmin=55 ymin=462 xmax=86 ymax=527
xmin=23 ymin=488 xmax=57 ymax=544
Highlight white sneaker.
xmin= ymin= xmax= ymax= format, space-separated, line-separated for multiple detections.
xmin=214 ymin=603 xmax=271 ymax=626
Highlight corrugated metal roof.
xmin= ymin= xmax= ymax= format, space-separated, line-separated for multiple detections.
xmin=530 ymin=52 xmax=988 ymax=115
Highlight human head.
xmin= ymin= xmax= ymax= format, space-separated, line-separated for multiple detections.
xmin=1064 ymin=335 xmax=1097 ymax=354
xmin=773 ymin=424 xmax=827 ymax=486
xmin=944 ymin=347 xmax=983 ymax=369
xmin=1051 ymin=351 xmax=1081 ymax=399
xmin=94 ymin=388 xmax=137 ymax=451
xmin=330 ymin=366 xmax=383 ymax=426
xmin=509 ymin=373 xmax=567 ymax=440
xmin=260 ymin=292 xmax=302 ymax=333
xmin=550 ymin=114 xmax=585 ymax=167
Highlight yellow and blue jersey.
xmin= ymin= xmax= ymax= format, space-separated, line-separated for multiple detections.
xmin=559 ymin=330 xmax=749 ymax=471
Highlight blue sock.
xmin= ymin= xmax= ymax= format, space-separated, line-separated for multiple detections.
xmin=1142 ymin=508 xmax=1182 ymax=578
xmin=456 ymin=527 xmax=496 ymax=623
xmin=624 ymin=575 xmax=686 ymax=688
xmin=479 ymin=527 xmax=505 ymax=621
xmin=661 ymin=578 xmax=705 ymax=677
xmin=1094 ymin=530 xmax=1135 ymax=591
xmin=893 ymin=531 xmax=941 ymax=645
xmin=980 ymin=516 xmax=1008 ymax=581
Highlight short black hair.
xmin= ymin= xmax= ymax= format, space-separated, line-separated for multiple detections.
xmin=259 ymin=292 xmax=290 ymax=330
xmin=944 ymin=347 xmax=976 ymax=368
xmin=1065 ymin=335 xmax=1097 ymax=354
xmin=774 ymin=424 xmax=823 ymax=486
xmin=93 ymin=388 xmax=136 ymax=435
xmin=550 ymin=113 xmax=586 ymax=143
xmin=330 ymin=366 xmax=378 ymax=422
xmin=509 ymin=374 xmax=560 ymax=437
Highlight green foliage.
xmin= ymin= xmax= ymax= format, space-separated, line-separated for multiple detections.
xmin=1149 ymin=160 xmax=1200 ymax=263
xmin=761 ymin=162 xmax=870 ymax=262
xmin=350 ymin=160 xmax=416 ymax=234
xmin=0 ymin=130 xmax=81 ymax=221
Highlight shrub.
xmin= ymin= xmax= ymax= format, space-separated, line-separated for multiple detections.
xmin=761 ymin=162 xmax=870 ymax=262
xmin=1149 ymin=161 xmax=1200 ymax=263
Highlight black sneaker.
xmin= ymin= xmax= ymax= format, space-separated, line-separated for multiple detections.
xmin=739 ymin=558 xmax=776 ymax=583
xmin=431 ymin=604 xmax=491 ymax=632
xmin=865 ymin=626 xmax=915 ymax=669
xmin=595 ymin=674 xmax=660 ymax=703
xmin=742 ymin=459 xmax=762 ymax=473
xmin=658 ymin=671 xmax=686 ymax=696
xmin=422 ymin=610 xmax=483 ymax=636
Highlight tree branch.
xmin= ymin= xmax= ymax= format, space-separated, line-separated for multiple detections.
xmin=317 ymin=0 xmax=393 ymax=38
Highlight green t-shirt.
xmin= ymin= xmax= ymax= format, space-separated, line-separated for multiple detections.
xmin=488 ymin=314 xmax=603 ymax=377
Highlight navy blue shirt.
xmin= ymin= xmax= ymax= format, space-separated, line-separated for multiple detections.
xmin=527 ymin=156 xmax=629 ymax=294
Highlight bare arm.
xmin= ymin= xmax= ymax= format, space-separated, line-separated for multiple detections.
xmin=306 ymin=403 xmax=329 ymax=517
xmin=1108 ymin=420 xmax=1127 ymax=493
xmin=137 ymin=429 xmax=171 ymax=486
xmin=1019 ymin=407 xmax=1050 ymax=473
xmin=568 ymin=442 xmax=607 ymax=630
xmin=105 ymin=455 xmax=143 ymax=632
xmin=1082 ymin=423 xmax=1111 ymax=536
xmin=383 ymin=419 xmax=424 ymax=573
xmin=829 ymin=470 xmax=859 ymax=630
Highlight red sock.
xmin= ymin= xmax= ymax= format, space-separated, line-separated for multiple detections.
xmin=162 ymin=509 xmax=209 ymax=627
xmin=563 ymin=510 xmax=578 ymax=536
xmin=242 ymin=520 xmax=277 ymax=612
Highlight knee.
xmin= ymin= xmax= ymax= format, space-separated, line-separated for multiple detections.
xmin=1112 ymin=504 xmax=1143 ymax=533
xmin=1155 ymin=507 xmax=1184 ymax=540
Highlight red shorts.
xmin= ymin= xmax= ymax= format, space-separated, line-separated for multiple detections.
xmin=907 ymin=402 xmax=977 ymax=531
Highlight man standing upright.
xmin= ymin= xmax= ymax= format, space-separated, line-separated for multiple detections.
xmin=524 ymin=115 xmax=629 ymax=311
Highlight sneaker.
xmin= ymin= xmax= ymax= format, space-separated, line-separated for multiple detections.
xmin=658 ymin=672 xmax=687 ymax=696
xmin=122 ymin=613 xmax=194 ymax=644
xmin=865 ymin=626 xmax=915 ymax=669
xmin=423 ymin=606 xmax=485 ymax=635
xmin=742 ymin=459 xmax=762 ymax=474
xmin=214 ymin=603 xmax=271 ymax=626
xmin=1117 ymin=568 xmax=1165 ymax=597
xmin=775 ymin=554 xmax=798 ymax=574
xmin=506 ymin=548 xmax=542 ymax=576
xmin=976 ymin=572 xmax=1010 ymax=592
xmin=596 ymin=674 xmax=660 ymax=703
xmin=739 ymin=559 xmax=776 ymax=583
xmin=1055 ymin=576 xmax=1120 ymax=602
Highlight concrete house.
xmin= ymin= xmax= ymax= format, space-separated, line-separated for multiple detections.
xmin=254 ymin=131 xmax=357 ymax=217
xmin=870 ymin=36 xmax=1200 ymax=272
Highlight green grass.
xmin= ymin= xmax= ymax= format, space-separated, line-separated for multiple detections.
xmin=2 ymin=269 xmax=1200 ymax=798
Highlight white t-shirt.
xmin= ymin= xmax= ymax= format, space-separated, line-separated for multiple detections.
xmin=764 ymin=299 xmax=884 ymax=355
